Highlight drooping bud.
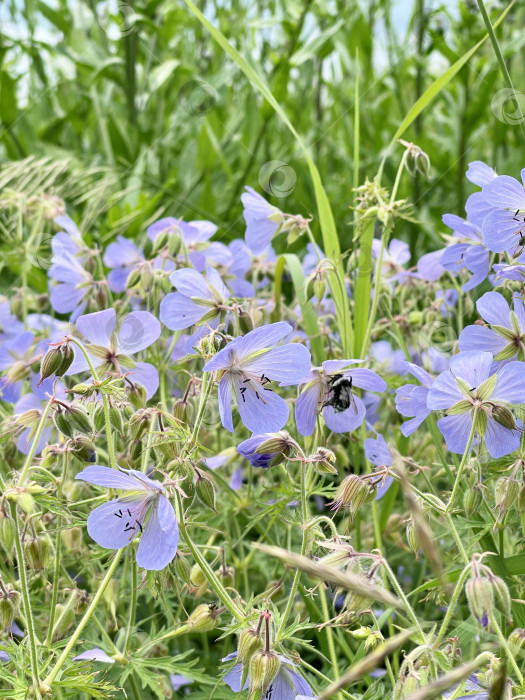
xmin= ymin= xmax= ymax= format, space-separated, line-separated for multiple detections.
xmin=466 ymin=564 xmax=494 ymax=628
xmin=491 ymin=405 xmax=518 ymax=431
xmin=0 ymin=581 xmax=20 ymax=628
xmin=309 ymin=446 xmax=337 ymax=475
xmin=237 ymin=309 xmax=254 ymax=334
xmin=463 ymin=483 xmax=484 ymax=516
xmin=237 ymin=628 xmax=263 ymax=665
xmin=489 ymin=572 xmax=511 ymax=619
xmin=195 ymin=471 xmax=217 ymax=512
xmin=190 ymin=564 xmax=207 ymax=589
xmin=129 ymin=408 xmax=152 ymax=440
xmin=18 ymin=491 xmax=35 ymax=515
xmin=495 ymin=476 xmax=520 ymax=514
xmin=56 ymin=343 xmax=75 ymax=376
xmin=188 ymin=603 xmax=218 ymax=632
xmin=248 ymin=649 xmax=281 ymax=698
xmin=109 ymin=404 xmax=124 ymax=434
xmin=52 ymin=602 xmax=75 ymax=640
xmin=61 ymin=526 xmax=82 ymax=552
xmin=174 ymin=553 xmax=192 ymax=585
xmin=509 ymin=628 xmax=525 ymax=656
xmin=128 ymin=383 xmax=147 ymax=410
xmin=0 ymin=511 xmax=15 ymax=554
xmin=25 ymin=535 xmax=51 ymax=570
xmin=328 ymin=474 xmax=376 ymax=520
xmin=38 ymin=348 xmax=63 ymax=386
xmin=217 ymin=565 xmax=235 ymax=589
xmin=70 ymin=436 xmax=96 ymax=462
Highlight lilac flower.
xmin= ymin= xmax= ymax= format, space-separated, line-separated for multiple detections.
xmin=203 ymin=322 xmax=311 ymax=433
xmin=302 ymin=242 xmax=324 ymax=277
xmin=371 ymin=340 xmax=406 ymax=375
xmin=395 ymin=362 xmax=434 ymax=437
xmin=364 ymin=434 xmax=394 ymax=500
xmin=466 ymin=161 xmax=497 ymax=188
xmin=103 ymin=236 xmax=145 ymax=292
xmin=13 ymin=375 xmax=65 ymax=455
xmin=0 ymin=301 xmax=23 ymax=342
xmin=159 ymin=266 xmax=231 ymax=332
xmin=441 ymin=214 xmax=489 ymax=291
xmin=443 ymin=674 xmax=488 ymax=700
xmin=75 ymin=465 xmax=178 ymax=570
xmin=427 ymin=350 xmax=525 ymax=458
xmin=147 ymin=217 xmax=232 ymax=271
xmin=372 ymin=238 xmax=410 ymax=284
xmin=66 ymin=309 xmax=160 ymax=399
xmin=73 ymin=648 xmax=115 ymax=663
xmin=291 ymin=360 xmax=386 ymax=436
xmin=459 ymin=291 xmax=525 ymax=360
xmin=170 ymin=674 xmax=193 ymax=692
xmin=492 ymin=261 xmax=525 ymax=284
xmin=465 ymin=161 xmax=497 ymax=229
xmin=435 ymin=288 xmax=458 ymax=318
xmin=241 ymin=187 xmax=284 ymax=254
xmin=0 ymin=331 xmax=36 ymax=403
xmin=225 ymin=239 xmax=255 ymax=298
xmin=222 ymin=652 xmax=313 ymax=700
xmin=482 ymin=169 xmax=525 ymax=255
xmin=414 ymin=249 xmax=445 ymax=282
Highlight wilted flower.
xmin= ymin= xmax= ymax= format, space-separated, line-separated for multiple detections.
xmin=75 ymin=465 xmax=178 ymax=570
xmin=237 ymin=431 xmax=297 ymax=468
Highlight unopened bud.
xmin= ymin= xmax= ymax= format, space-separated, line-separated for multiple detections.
xmin=249 ymin=650 xmax=281 ymax=698
xmin=196 ymin=472 xmax=217 ymax=512
xmin=190 ymin=564 xmax=206 ymax=588
xmin=466 ymin=568 xmax=494 ymax=627
xmin=109 ymin=405 xmax=124 ymax=434
xmin=128 ymin=383 xmax=147 ymax=410
xmin=218 ymin=565 xmax=235 ymax=589
xmin=174 ymin=553 xmax=192 ymax=585
xmin=188 ymin=603 xmax=218 ymax=632
xmin=25 ymin=535 xmax=51 ymax=570
xmin=56 ymin=343 xmax=75 ymax=376
xmin=310 ymin=446 xmax=337 ymax=475
xmin=0 ymin=512 xmax=15 ymax=554
xmin=61 ymin=526 xmax=82 ymax=552
xmin=237 ymin=628 xmax=263 ymax=665
xmin=18 ymin=491 xmax=35 ymax=515
xmin=38 ymin=348 xmax=63 ymax=386
xmin=491 ymin=405 xmax=517 ymax=431
xmin=509 ymin=628 xmax=525 ymax=656
xmin=329 ymin=474 xmax=376 ymax=520
xmin=126 ymin=267 xmax=142 ymax=289
xmin=463 ymin=483 xmax=484 ymax=516
xmin=70 ymin=436 xmax=96 ymax=462
xmin=0 ymin=583 xmax=20 ymax=627
xmin=495 ymin=476 xmax=520 ymax=513
xmin=237 ymin=309 xmax=253 ymax=334
xmin=53 ymin=602 xmax=75 ymax=640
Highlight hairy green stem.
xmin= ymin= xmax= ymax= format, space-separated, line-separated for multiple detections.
xmin=490 ymin=614 xmax=523 ymax=683
xmin=10 ymin=500 xmax=41 ymax=697
xmin=43 ymin=550 xmax=124 ymax=689
xmin=446 ymin=409 xmax=478 ymax=511
xmin=434 ymin=564 xmax=471 ymax=647
xmin=122 ymin=558 xmax=138 ymax=657
xmin=45 ymin=452 xmax=68 ymax=647
xmin=17 ymin=398 xmax=53 ymax=485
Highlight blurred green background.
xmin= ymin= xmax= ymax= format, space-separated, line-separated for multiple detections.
xmin=0 ymin=0 xmax=523 ymax=256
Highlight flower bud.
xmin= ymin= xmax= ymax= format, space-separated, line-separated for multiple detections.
xmin=463 ymin=483 xmax=484 ymax=516
xmin=25 ymin=535 xmax=51 ymax=570
xmin=7 ymin=360 xmax=29 ymax=384
xmin=188 ymin=603 xmax=218 ymax=632
xmin=237 ymin=309 xmax=254 ymax=335
xmin=0 ymin=583 xmax=20 ymax=628
xmin=466 ymin=568 xmax=494 ymax=627
xmin=67 ymin=405 xmax=93 ymax=435
xmin=109 ymin=405 xmax=124 ymax=434
xmin=128 ymin=383 xmax=147 ymax=410
xmin=129 ymin=409 xmax=152 ymax=440
xmin=152 ymin=230 xmax=170 ymax=253
xmin=18 ymin=491 xmax=35 ymax=514
xmin=53 ymin=602 xmax=75 ymax=640
xmin=249 ymin=650 xmax=280 ymax=698
xmin=509 ymin=628 xmax=525 ymax=656
xmin=0 ymin=511 xmax=15 ymax=554
xmin=491 ymin=405 xmax=518 ymax=431
xmin=190 ymin=564 xmax=207 ymax=588
xmin=174 ymin=553 xmax=192 ymax=585
xmin=490 ymin=573 xmax=511 ymax=619
xmin=61 ymin=526 xmax=82 ymax=552
xmin=309 ymin=446 xmax=337 ymax=475
xmin=196 ymin=472 xmax=217 ymax=512
xmin=70 ymin=436 xmax=96 ymax=462
xmin=56 ymin=343 xmax=75 ymax=376
xmin=93 ymin=404 xmax=106 ymax=433
xmin=140 ymin=263 xmax=154 ymax=291
xmin=313 ymin=279 xmax=326 ymax=302
xmin=329 ymin=474 xmax=376 ymax=520
xmin=38 ymin=348 xmax=64 ymax=386
xmin=126 ymin=267 xmax=142 ymax=289
xmin=218 ymin=565 xmax=235 ymax=589
xmin=237 ymin=628 xmax=263 ymax=665
xmin=495 ymin=476 xmax=520 ymax=513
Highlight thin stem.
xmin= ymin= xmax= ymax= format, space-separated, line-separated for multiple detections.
xmin=446 ymin=409 xmax=478 ymax=511
xmin=10 ymin=501 xmax=41 ymax=697
xmin=122 ymin=558 xmax=138 ymax=657
xmin=45 ymin=452 xmax=68 ymax=647
xmin=318 ymin=584 xmax=341 ymax=690
xmin=434 ymin=564 xmax=471 ymax=647
xmin=490 ymin=614 xmax=524 ymax=684
xmin=42 ymin=550 xmax=124 ymax=689
xmin=17 ymin=398 xmax=53 ymax=485
xmin=444 ymin=513 xmax=469 ymax=565
xmin=381 ymin=558 xmax=426 ymax=642
xmin=68 ymin=337 xmax=117 ymax=470
xmin=476 ymin=0 xmax=525 ymax=141
xmin=276 ymin=462 xmax=309 ymax=642
xmin=175 ymin=493 xmax=244 ymax=622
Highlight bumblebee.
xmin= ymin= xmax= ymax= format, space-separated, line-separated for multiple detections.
xmin=322 ymin=373 xmax=358 ymax=414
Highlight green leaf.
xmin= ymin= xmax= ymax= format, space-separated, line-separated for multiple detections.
xmin=182 ymin=0 xmax=353 ymax=356
xmin=149 ymin=59 xmax=180 ymax=92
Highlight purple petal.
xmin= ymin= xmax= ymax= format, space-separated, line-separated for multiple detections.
xmin=107 ymin=267 xmax=132 ymax=293
xmin=50 ymin=284 xmax=86 ymax=314
xmin=323 ymin=395 xmax=366 ymax=432
xmin=427 ymin=372 xmax=462 ymax=411
xmin=476 ymin=291 xmax=511 ymax=327
xmin=234 ymin=376 xmax=290 ymax=433
xmin=484 ymin=175 xmax=525 ymax=209
xmin=347 ymin=368 xmax=386 ymax=392
xmin=484 ymin=418 xmax=521 ymax=459
xmin=203 ymin=323 xmax=293 ymax=372
xmin=492 ymin=361 xmax=525 ymax=403
xmin=136 ymin=495 xmax=178 ymax=570
xmin=117 ymin=311 xmax=160 ymax=355
xmin=218 ymin=375 xmax=234 ymax=432
xmin=449 ymin=351 xmax=493 ymax=391
xmin=466 ymin=161 xmax=497 ymax=187
xmin=86 ymin=498 xmax=145 ymax=549
xmin=436 ymin=413 xmax=475 ymax=454
xmin=295 ymin=382 xmax=322 ymax=436
xmin=159 ymin=292 xmax=208 ymax=331
xmin=482 ymin=209 xmax=523 ymax=254
xmin=103 ymin=237 xmax=141 ymax=268
xmin=458 ymin=325 xmax=507 ymax=355
xmin=364 ymin=434 xmax=392 ymax=466
xmin=248 ymin=344 xmax=312 ymax=385
xmin=128 ymin=362 xmax=159 ymax=400
xmin=229 ymin=467 xmax=243 ymax=491
xmin=169 ymin=268 xmax=211 ymax=298
xmin=73 ymin=648 xmax=115 ymax=663
xmin=223 ymin=662 xmax=248 ymax=692
xmin=76 ymin=309 xmax=115 ymax=347
xmin=76 ymin=465 xmax=158 ymax=491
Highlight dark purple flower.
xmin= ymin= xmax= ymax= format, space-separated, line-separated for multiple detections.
xmin=203 ymin=322 xmax=311 ymax=433
xmin=76 ymin=465 xmax=178 ymax=570
xmin=427 ymin=350 xmax=525 ymax=458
